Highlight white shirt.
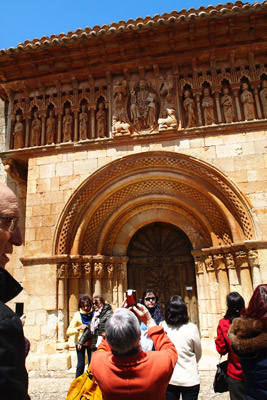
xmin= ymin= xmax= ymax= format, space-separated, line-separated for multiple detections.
xmin=162 ymin=321 xmax=202 ymax=386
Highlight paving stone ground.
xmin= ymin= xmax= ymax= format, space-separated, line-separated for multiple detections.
xmin=28 ymin=373 xmax=230 ymax=400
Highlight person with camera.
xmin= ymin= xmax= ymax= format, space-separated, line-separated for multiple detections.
xmin=90 ymin=300 xmax=177 ymax=400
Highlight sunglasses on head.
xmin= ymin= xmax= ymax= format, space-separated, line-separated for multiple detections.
xmin=145 ymin=296 xmax=156 ymax=302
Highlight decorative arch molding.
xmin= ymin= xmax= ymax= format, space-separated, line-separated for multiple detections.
xmin=54 ymin=151 xmax=257 ymax=256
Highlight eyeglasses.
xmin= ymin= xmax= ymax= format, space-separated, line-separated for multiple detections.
xmin=144 ymin=297 xmax=156 ymax=302
xmin=0 ymin=216 xmax=19 ymax=233
xmin=93 ymin=302 xmax=99 ymax=306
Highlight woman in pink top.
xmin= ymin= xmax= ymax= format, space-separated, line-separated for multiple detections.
xmin=215 ymin=292 xmax=245 ymax=400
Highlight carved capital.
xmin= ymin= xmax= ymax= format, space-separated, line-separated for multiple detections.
xmin=247 ymin=250 xmax=259 ymax=268
xmin=57 ymin=263 xmax=68 ymax=279
xmin=116 ymin=263 xmax=126 ymax=279
xmin=70 ymin=262 xmax=82 ymax=278
xmin=234 ymin=251 xmax=249 ymax=268
xmin=106 ymin=263 xmax=114 ymax=278
xmin=213 ymin=253 xmax=225 ymax=270
xmin=93 ymin=262 xmax=104 ymax=278
xmin=225 ymin=253 xmax=235 ymax=269
xmin=83 ymin=262 xmax=92 ymax=277
xmin=205 ymin=255 xmax=214 ymax=271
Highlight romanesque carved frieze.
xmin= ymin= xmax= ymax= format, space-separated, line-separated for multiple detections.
xmin=7 ymin=62 xmax=267 ymax=150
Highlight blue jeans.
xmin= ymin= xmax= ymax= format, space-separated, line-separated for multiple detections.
xmin=75 ymin=345 xmax=91 ymax=378
xmin=166 ymin=384 xmax=200 ymax=400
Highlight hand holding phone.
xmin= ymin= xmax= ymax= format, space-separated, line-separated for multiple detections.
xmin=125 ymin=289 xmax=137 ymax=307
xmin=15 ymin=302 xmax=24 ymax=317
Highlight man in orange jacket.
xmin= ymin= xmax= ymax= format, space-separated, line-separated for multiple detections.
xmin=91 ymin=303 xmax=178 ymax=400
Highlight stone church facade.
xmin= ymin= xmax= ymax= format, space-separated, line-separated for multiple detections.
xmin=0 ymin=1 xmax=266 ymax=371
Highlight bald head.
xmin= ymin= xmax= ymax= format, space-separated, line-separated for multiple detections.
xmin=0 ymin=183 xmax=22 ymax=267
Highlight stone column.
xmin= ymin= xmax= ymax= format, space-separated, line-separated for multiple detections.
xmin=194 ymin=92 xmax=202 ymax=126
xmin=214 ymin=91 xmax=222 ymax=123
xmin=6 ymin=95 xmax=14 ymax=150
xmin=116 ymin=262 xmax=126 ymax=305
xmin=233 ymin=89 xmax=242 ymax=121
xmin=83 ymin=260 xmax=93 ymax=298
xmin=25 ymin=116 xmax=30 ymax=148
xmin=57 ymin=264 xmax=68 ymax=344
xmin=93 ymin=262 xmax=104 ymax=296
xmin=225 ymin=252 xmax=240 ymax=291
xmin=194 ymin=254 xmax=208 ymax=337
xmin=74 ymin=110 xmax=78 ymax=142
xmin=204 ymin=254 xmax=220 ymax=338
xmin=41 ymin=115 xmax=46 ymax=146
xmin=235 ymin=250 xmax=253 ymax=304
xmin=106 ymin=262 xmax=114 ymax=305
xmin=57 ymin=112 xmax=62 ymax=143
xmin=247 ymin=250 xmax=262 ymax=288
xmin=253 ymin=85 xmax=262 ymax=119
xmin=90 ymin=108 xmax=95 ymax=139
xmin=213 ymin=253 xmax=229 ymax=316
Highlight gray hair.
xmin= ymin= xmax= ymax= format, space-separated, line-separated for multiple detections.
xmin=105 ymin=308 xmax=141 ymax=354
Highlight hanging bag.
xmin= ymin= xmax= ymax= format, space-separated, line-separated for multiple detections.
xmin=213 ymin=358 xmax=228 ymax=393
xmin=65 ymin=364 xmax=102 ymax=400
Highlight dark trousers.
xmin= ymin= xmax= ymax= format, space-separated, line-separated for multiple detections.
xmin=75 ymin=345 xmax=91 ymax=378
xmin=166 ymin=384 xmax=200 ymax=400
xmin=228 ymin=376 xmax=245 ymax=400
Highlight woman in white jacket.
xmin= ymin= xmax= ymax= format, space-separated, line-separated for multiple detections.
xmin=162 ymin=295 xmax=202 ymax=400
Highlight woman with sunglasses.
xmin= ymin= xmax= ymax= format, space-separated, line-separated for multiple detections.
xmin=66 ymin=296 xmax=93 ymax=377
xmin=140 ymin=289 xmax=163 ymax=350
xmin=79 ymin=295 xmax=113 ymax=352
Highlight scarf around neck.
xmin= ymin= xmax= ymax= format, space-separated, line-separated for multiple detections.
xmin=90 ymin=305 xmax=103 ymax=334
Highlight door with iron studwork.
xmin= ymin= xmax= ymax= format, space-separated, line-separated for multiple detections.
xmin=127 ymin=222 xmax=199 ymax=325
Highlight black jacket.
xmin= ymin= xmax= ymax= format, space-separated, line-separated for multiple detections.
xmin=0 ymin=267 xmax=30 ymax=400
xmin=79 ymin=303 xmax=113 ymax=350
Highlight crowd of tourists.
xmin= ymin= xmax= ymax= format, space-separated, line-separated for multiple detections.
xmin=0 ymin=181 xmax=266 ymax=400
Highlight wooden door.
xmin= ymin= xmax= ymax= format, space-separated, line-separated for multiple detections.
xmin=127 ymin=222 xmax=198 ymax=325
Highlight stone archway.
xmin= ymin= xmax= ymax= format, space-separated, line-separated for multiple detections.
xmin=127 ymin=222 xmax=198 ymax=325
xmin=54 ymin=150 xmax=261 ymax=339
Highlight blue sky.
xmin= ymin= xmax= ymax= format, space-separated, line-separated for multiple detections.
xmin=1 ymin=0 xmax=255 ymax=50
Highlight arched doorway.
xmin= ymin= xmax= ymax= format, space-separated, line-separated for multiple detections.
xmin=127 ymin=222 xmax=199 ymax=325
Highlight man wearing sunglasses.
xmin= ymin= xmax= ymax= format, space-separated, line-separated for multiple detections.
xmin=0 ymin=182 xmax=30 ymax=400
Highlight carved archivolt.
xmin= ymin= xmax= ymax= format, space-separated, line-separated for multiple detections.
xmin=55 ymin=151 xmax=256 ymax=256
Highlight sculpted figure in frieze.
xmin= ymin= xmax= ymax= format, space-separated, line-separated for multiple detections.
xmin=112 ymin=115 xmax=132 ymax=136
xmin=260 ymin=80 xmax=267 ymax=118
xmin=183 ymin=89 xmax=196 ymax=128
xmin=240 ymin=82 xmax=255 ymax=121
xmin=31 ymin=110 xmax=41 ymax=146
xmin=129 ymin=80 xmax=158 ymax=132
xmin=96 ymin=102 xmax=107 ymax=138
xmin=46 ymin=109 xmax=56 ymax=144
xmin=13 ymin=114 xmax=24 ymax=149
xmin=158 ymin=108 xmax=177 ymax=131
xmin=202 ymin=87 xmax=216 ymax=125
xmin=63 ymin=107 xmax=73 ymax=142
xmin=79 ymin=104 xmax=88 ymax=140
xmin=113 ymin=80 xmax=128 ymax=121
xmin=221 ymin=87 xmax=234 ymax=123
